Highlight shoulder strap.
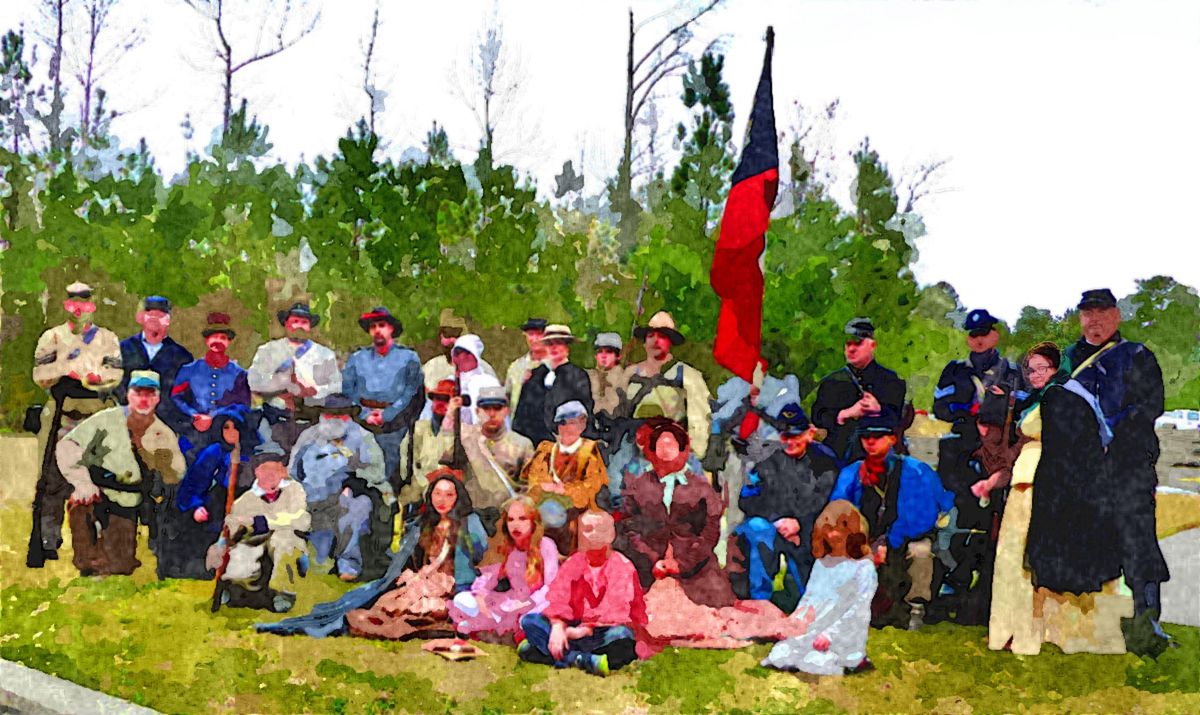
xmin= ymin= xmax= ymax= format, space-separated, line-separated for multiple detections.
xmin=1070 ymin=339 xmax=1121 ymax=378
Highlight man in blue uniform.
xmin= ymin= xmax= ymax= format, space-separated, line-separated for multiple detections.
xmin=342 ymin=307 xmax=424 ymax=493
xmin=1065 ymin=288 xmax=1172 ymax=654
xmin=729 ymin=403 xmax=838 ymax=612
xmin=829 ymin=411 xmax=955 ymax=630
xmin=117 ymin=296 xmax=193 ymax=436
xmin=811 ymin=318 xmax=907 ymax=467
xmin=929 ymin=308 xmax=1026 ymax=625
xmin=172 ymin=313 xmax=251 ymax=457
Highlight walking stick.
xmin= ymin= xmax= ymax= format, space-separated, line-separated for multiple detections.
xmin=210 ymin=445 xmax=241 ymax=612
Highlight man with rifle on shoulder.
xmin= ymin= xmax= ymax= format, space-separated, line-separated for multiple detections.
xmin=27 ymin=281 xmax=123 ymax=566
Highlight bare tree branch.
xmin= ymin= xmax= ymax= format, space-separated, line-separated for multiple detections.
xmin=181 ymin=0 xmax=320 ymax=132
xmin=900 ymin=158 xmax=950 ymax=212
xmin=633 ymin=0 xmax=720 ymax=75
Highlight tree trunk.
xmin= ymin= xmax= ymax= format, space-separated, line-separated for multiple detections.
xmin=81 ymin=2 xmax=99 ymax=144
xmin=617 ymin=9 xmax=637 ymax=252
xmin=48 ymin=0 xmax=66 ymax=152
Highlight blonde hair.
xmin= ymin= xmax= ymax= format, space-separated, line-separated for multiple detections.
xmin=481 ymin=496 xmax=548 ymax=590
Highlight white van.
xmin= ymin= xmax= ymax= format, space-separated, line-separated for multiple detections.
xmin=1156 ymin=409 xmax=1200 ymax=431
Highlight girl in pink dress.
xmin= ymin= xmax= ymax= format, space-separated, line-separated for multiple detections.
xmin=450 ymin=496 xmax=561 ymax=640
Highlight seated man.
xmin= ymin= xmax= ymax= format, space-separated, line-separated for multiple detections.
xmin=521 ymin=401 xmax=609 ymax=553
xmin=730 ymin=403 xmax=838 ymax=611
xmin=56 ymin=370 xmax=186 ymax=576
xmin=829 ymin=411 xmax=955 ymax=630
xmin=398 ymin=379 xmax=458 ymax=505
xmin=519 ymin=510 xmax=646 ymax=676
xmin=207 ymin=457 xmax=310 ymax=612
xmin=290 ymin=395 xmax=393 ymax=581
xmin=441 ymin=384 xmax=535 ymax=511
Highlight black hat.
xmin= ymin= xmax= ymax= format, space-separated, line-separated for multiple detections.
xmin=844 ymin=317 xmax=875 ymax=341
xmin=777 ymin=402 xmax=811 ymax=436
xmin=520 ymin=317 xmax=548 ymax=332
xmin=1078 ymin=289 xmax=1118 ymax=311
xmin=963 ymin=308 xmax=999 ymax=334
xmin=319 ymin=393 xmax=360 ymax=415
xmin=855 ymin=409 xmax=898 ymax=437
xmin=142 ymin=295 xmax=172 ymax=314
xmin=277 ymin=302 xmax=320 ymax=327
xmin=358 ymin=306 xmax=403 ymax=334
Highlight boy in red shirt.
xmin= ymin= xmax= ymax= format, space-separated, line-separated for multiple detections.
xmin=518 ymin=510 xmax=646 ymax=676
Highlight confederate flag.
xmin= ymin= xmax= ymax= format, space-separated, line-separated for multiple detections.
xmin=711 ymin=27 xmax=777 ymax=383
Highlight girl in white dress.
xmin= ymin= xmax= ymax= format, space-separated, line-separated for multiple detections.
xmin=763 ymin=500 xmax=878 ymax=675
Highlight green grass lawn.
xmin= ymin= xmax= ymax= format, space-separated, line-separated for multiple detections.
xmin=2 ymin=500 xmax=1198 ymax=715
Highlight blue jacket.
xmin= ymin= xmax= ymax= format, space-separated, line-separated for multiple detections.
xmin=172 ymin=357 xmax=251 ymax=419
xmin=342 ymin=345 xmax=423 ymax=426
xmin=830 ymin=454 xmax=955 ymax=549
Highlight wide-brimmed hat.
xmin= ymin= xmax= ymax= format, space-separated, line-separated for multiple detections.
xmin=427 ymin=379 xmax=458 ymax=399
xmin=319 ymin=393 xmax=360 ymax=415
xmin=541 ymin=324 xmax=576 ymax=344
xmin=633 ymin=311 xmax=684 ymax=345
xmin=438 ymin=308 xmax=468 ymax=333
xmin=202 ymin=312 xmax=236 ymax=339
xmin=358 ymin=306 xmax=403 ymax=334
xmin=277 ymin=302 xmax=320 ymax=327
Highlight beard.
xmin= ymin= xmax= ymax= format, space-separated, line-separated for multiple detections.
xmin=288 ymin=329 xmax=312 ymax=343
xmin=317 ymin=419 xmax=349 ymax=441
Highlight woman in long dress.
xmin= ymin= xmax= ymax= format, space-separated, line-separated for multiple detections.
xmin=988 ymin=342 xmax=1130 ymax=655
xmin=449 ymin=496 xmax=561 ymax=640
xmin=762 ymin=500 xmax=877 ymax=675
xmin=347 ymin=469 xmax=487 ymax=640
xmin=157 ymin=416 xmax=246 ymax=579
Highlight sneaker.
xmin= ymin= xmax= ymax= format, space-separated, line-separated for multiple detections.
xmin=516 ymin=640 xmax=534 ymax=661
xmin=588 ymin=654 xmax=611 ymax=677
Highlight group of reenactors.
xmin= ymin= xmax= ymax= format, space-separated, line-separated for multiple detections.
xmin=26 ymin=281 xmax=1173 ymax=652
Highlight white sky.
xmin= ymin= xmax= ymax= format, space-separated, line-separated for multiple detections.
xmin=3 ymin=0 xmax=1198 ymax=324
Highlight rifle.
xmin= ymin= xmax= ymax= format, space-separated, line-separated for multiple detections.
xmin=623 ymin=268 xmax=649 ymax=369
xmin=444 ymin=375 xmax=469 ymax=471
xmin=210 ymin=445 xmax=241 ymax=612
xmin=26 ymin=379 xmax=80 ymax=567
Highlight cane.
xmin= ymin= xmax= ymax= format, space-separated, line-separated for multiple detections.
xmin=210 ymin=445 xmax=241 ymax=612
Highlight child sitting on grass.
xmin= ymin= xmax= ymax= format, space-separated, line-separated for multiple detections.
xmin=762 ymin=500 xmax=878 ymax=675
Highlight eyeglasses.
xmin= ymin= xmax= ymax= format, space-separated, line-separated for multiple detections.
xmin=1025 ymin=365 xmax=1055 ymax=375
